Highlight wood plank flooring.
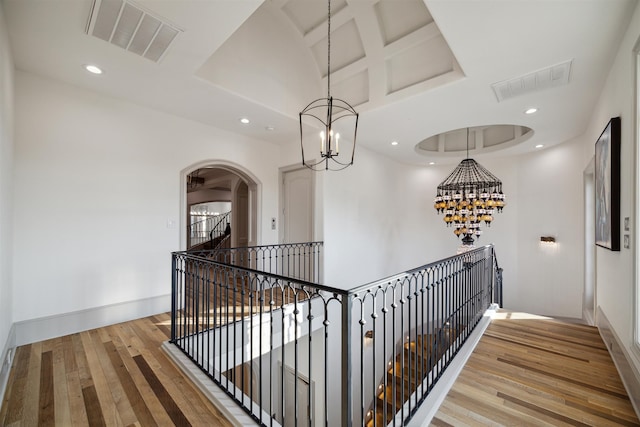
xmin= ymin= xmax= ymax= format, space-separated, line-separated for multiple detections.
xmin=2 ymin=311 xmax=639 ymax=426
xmin=0 ymin=313 xmax=233 ymax=427
xmin=431 ymin=312 xmax=640 ymax=426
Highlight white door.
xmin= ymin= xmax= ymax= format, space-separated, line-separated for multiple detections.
xmin=282 ymin=167 xmax=314 ymax=244
xmin=283 ymin=366 xmax=312 ymax=427
xmin=281 ymin=167 xmax=314 ymax=280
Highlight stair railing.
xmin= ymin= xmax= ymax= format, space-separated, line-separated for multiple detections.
xmin=187 ymin=211 xmax=231 ymax=248
xmin=170 ymin=243 xmax=501 ymax=427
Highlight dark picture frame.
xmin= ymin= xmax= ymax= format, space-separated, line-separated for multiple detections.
xmin=595 ymin=116 xmax=621 ymax=251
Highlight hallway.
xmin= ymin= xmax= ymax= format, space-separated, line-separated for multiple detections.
xmin=432 ymin=311 xmax=639 ymax=426
xmin=1 ymin=311 xmax=638 ymax=426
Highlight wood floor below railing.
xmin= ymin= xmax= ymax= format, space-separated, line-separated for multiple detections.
xmin=1 ymin=310 xmax=639 ymax=426
xmin=431 ymin=311 xmax=640 ymax=426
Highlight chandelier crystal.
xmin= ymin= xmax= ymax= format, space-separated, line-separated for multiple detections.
xmin=433 ymin=129 xmax=506 ymax=247
xmin=299 ymin=0 xmax=358 ymax=171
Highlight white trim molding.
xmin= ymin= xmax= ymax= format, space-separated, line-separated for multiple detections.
xmin=597 ymin=306 xmax=640 ymax=419
xmin=0 ymin=323 xmax=17 ymax=405
xmin=13 ymin=294 xmax=170 ymax=346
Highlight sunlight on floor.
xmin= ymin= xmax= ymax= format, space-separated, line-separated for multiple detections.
xmin=492 ymin=311 xmax=553 ymax=320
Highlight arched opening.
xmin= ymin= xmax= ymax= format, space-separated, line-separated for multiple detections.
xmin=180 ymin=161 xmax=260 ymax=251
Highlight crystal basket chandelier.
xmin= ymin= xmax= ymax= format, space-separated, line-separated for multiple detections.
xmin=433 ymin=129 xmax=506 ymax=247
xmin=299 ymin=0 xmax=359 ymax=171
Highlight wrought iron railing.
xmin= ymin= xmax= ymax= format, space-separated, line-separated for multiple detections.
xmin=188 ymin=211 xmax=231 ymax=248
xmin=187 ymin=241 xmax=323 ymax=283
xmin=170 ymin=244 xmax=501 ymax=427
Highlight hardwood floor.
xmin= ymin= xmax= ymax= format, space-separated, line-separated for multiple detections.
xmin=431 ymin=312 xmax=640 ymax=426
xmin=2 ymin=311 xmax=638 ymax=426
xmin=0 ymin=313 xmax=233 ymax=427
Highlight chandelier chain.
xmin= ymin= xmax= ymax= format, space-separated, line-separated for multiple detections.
xmin=327 ymin=0 xmax=331 ymax=99
xmin=466 ymin=128 xmax=469 ymax=159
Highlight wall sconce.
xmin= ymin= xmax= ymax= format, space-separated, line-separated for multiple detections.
xmin=540 ymin=236 xmax=556 ymax=244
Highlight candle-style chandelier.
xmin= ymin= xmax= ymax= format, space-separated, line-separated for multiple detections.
xmin=433 ymin=128 xmax=506 ymax=247
xmin=299 ymin=0 xmax=359 ymax=171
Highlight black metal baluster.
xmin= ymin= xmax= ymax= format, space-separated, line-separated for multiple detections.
xmin=307 ymin=294 xmax=313 ymax=427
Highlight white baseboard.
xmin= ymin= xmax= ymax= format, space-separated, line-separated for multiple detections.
xmin=0 ymin=323 xmax=16 ymax=406
xmin=596 ymin=306 xmax=640 ymax=420
xmin=14 ymin=294 xmax=171 ymax=346
xmin=407 ymin=303 xmax=499 ymax=427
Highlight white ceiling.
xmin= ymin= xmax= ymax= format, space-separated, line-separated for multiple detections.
xmin=3 ymin=0 xmax=637 ymax=165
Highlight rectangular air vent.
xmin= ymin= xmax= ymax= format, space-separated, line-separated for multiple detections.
xmin=491 ymin=59 xmax=572 ymax=102
xmin=86 ymin=0 xmax=181 ymax=62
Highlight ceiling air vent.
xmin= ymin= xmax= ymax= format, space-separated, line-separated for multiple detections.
xmin=491 ymin=59 xmax=572 ymax=102
xmin=86 ymin=0 xmax=181 ymax=62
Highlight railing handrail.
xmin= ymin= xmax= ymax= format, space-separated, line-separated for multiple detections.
xmin=175 ymin=243 xmax=344 ymax=294
xmin=188 ymin=211 xmax=229 ymax=230
xmin=179 ymin=242 xmax=495 ymax=298
xmin=348 ymin=244 xmax=495 ymax=295
xmin=178 ymin=240 xmax=325 ymax=256
xmin=211 ymin=211 xmax=231 ymax=229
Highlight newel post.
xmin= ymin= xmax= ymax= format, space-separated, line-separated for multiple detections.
xmin=341 ymin=294 xmax=352 ymax=426
xmin=171 ymin=253 xmax=177 ymax=343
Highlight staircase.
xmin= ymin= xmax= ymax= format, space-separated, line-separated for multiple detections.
xmin=188 ymin=211 xmax=231 ymax=249
xmin=366 ymin=324 xmax=462 ymax=427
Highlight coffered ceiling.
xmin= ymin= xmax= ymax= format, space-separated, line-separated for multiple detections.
xmin=3 ymin=0 xmax=637 ymax=165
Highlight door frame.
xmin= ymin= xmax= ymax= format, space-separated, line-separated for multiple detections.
xmin=584 ymin=156 xmax=597 ymax=325
xmin=180 ymin=160 xmax=260 ymax=251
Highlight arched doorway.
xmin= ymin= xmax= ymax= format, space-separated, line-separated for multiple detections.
xmin=180 ymin=161 xmax=260 ymax=251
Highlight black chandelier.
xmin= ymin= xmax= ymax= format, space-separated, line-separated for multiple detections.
xmin=434 ymin=128 xmax=506 ymax=247
xmin=299 ymin=0 xmax=359 ymax=171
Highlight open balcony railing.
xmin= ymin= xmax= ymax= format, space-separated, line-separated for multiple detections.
xmin=187 ymin=241 xmax=323 ymax=283
xmin=171 ymin=243 xmax=502 ymax=427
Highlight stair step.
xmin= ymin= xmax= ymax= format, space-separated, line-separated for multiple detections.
xmin=364 ymin=325 xmax=466 ymax=426
xmin=376 ymin=385 xmax=404 ymax=410
xmin=365 ymin=410 xmax=389 ymax=427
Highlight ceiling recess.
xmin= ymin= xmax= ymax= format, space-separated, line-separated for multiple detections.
xmin=491 ymin=59 xmax=572 ymax=102
xmin=415 ymin=125 xmax=534 ymax=158
xmin=86 ymin=0 xmax=181 ymax=63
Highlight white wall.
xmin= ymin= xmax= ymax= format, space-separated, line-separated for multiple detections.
xmin=322 ymin=147 xmax=436 ymax=289
xmin=581 ymin=2 xmax=640 ymax=372
xmin=0 ymin=0 xmax=15 ymax=384
xmin=320 ymin=141 xmax=585 ymax=319
xmin=512 ymin=138 xmax=585 ymax=318
xmin=12 ymin=71 xmax=282 ymax=328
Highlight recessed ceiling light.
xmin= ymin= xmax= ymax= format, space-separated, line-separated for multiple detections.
xmin=524 ymin=107 xmax=538 ymax=115
xmin=535 ymin=144 xmax=544 ymax=149
xmin=429 ymin=161 xmax=436 ymax=165
xmin=265 ymin=126 xmax=275 ymax=131
xmin=240 ymin=118 xmax=250 ymax=124
xmin=84 ymin=64 xmax=103 ymax=75
xmin=391 ymin=141 xmax=398 ymax=146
